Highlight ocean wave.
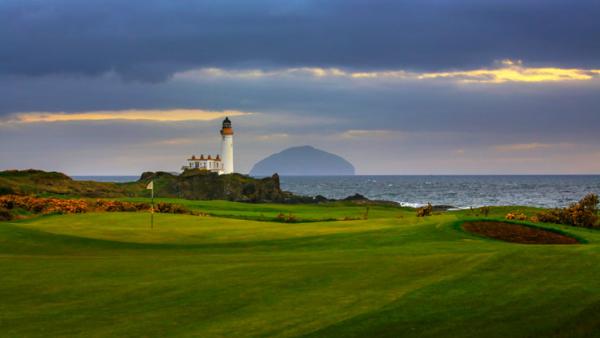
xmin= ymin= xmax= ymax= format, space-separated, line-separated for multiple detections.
xmin=398 ymin=202 xmax=427 ymax=208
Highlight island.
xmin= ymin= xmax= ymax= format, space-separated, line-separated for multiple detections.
xmin=250 ymin=145 xmax=356 ymax=176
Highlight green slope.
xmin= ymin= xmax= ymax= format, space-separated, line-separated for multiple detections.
xmin=1 ymin=202 xmax=599 ymax=337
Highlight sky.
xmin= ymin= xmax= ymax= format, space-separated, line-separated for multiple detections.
xmin=1 ymin=0 xmax=600 ymax=175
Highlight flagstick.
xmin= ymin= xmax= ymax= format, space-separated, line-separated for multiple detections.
xmin=151 ymin=182 xmax=154 ymax=229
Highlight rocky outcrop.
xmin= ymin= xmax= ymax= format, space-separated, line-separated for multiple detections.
xmin=140 ymin=170 xmax=288 ymax=202
xmin=0 ymin=169 xmax=294 ymax=202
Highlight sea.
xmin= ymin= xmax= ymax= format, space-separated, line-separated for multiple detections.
xmin=73 ymin=175 xmax=600 ymax=209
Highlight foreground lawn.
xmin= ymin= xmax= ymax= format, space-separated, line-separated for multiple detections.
xmin=1 ymin=203 xmax=600 ymax=337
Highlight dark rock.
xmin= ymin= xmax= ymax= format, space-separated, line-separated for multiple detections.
xmin=343 ymin=193 xmax=369 ymax=201
xmin=139 ymin=172 xmax=155 ymax=181
xmin=432 ymin=205 xmax=455 ymax=212
xmin=314 ymin=195 xmax=330 ymax=203
xmin=139 ymin=170 xmax=287 ymax=202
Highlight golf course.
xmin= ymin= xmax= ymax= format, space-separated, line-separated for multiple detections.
xmin=1 ymin=199 xmax=600 ymax=337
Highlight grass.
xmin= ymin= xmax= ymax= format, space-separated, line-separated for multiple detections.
xmin=116 ymin=197 xmax=408 ymax=221
xmin=1 ymin=199 xmax=600 ymax=337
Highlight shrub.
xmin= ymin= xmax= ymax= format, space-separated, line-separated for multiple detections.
xmin=536 ymin=193 xmax=598 ymax=228
xmin=0 ymin=207 xmax=12 ymax=221
xmin=92 ymin=200 xmax=150 ymax=212
xmin=275 ymin=212 xmax=297 ymax=223
xmin=416 ymin=203 xmax=433 ymax=217
xmin=155 ymin=202 xmax=189 ymax=214
xmin=0 ymin=195 xmax=88 ymax=214
xmin=537 ymin=210 xmax=561 ymax=224
xmin=569 ymin=193 xmax=599 ymax=227
xmin=505 ymin=212 xmax=527 ymax=221
xmin=0 ymin=195 xmax=196 ymax=218
xmin=0 ymin=197 xmax=15 ymax=209
xmin=0 ymin=187 xmax=14 ymax=196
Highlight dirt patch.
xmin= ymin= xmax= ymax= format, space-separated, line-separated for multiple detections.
xmin=462 ymin=221 xmax=580 ymax=244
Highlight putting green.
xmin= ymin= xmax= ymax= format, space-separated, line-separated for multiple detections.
xmin=1 ymin=202 xmax=600 ymax=337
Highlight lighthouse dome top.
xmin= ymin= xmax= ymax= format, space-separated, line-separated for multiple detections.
xmin=221 ymin=117 xmax=234 ymax=135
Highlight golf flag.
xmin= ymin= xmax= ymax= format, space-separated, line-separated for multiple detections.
xmin=147 ymin=180 xmax=155 ymax=228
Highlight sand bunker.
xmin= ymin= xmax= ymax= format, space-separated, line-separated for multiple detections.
xmin=462 ymin=221 xmax=580 ymax=244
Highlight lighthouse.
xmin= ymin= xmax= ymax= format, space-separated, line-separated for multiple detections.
xmin=220 ymin=117 xmax=234 ymax=174
xmin=181 ymin=117 xmax=234 ymax=174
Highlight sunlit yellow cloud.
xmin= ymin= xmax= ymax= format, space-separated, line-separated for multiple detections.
xmin=175 ymin=59 xmax=600 ymax=84
xmin=420 ymin=60 xmax=598 ymax=83
xmin=2 ymin=109 xmax=251 ymax=125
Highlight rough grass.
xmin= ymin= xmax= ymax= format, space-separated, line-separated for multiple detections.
xmin=0 ymin=169 xmax=141 ymax=197
xmin=1 ymin=200 xmax=600 ymax=337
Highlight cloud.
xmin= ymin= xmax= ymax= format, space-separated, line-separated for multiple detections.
xmin=256 ymin=133 xmax=289 ymax=141
xmin=2 ymin=0 xmax=600 ymax=81
xmin=175 ymin=60 xmax=600 ymax=84
xmin=1 ymin=109 xmax=251 ymax=125
xmin=152 ymin=138 xmax=197 ymax=146
xmin=177 ymin=67 xmax=349 ymax=80
xmin=338 ymin=129 xmax=394 ymax=139
xmin=419 ymin=60 xmax=600 ymax=83
xmin=493 ymin=143 xmax=556 ymax=152
xmin=2 ymin=57 xmax=600 ymax=174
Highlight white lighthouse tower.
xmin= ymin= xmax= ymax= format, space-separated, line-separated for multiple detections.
xmin=220 ymin=117 xmax=234 ymax=174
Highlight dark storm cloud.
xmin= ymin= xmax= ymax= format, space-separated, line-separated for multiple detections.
xmin=1 ymin=0 xmax=600 ymax=81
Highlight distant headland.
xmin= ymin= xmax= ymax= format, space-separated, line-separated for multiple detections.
xmin=0 ymin=169 xmax=380 ymax=205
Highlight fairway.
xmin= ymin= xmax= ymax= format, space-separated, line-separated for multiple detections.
xmin=1 ymin=201 xmax=600 ymax=337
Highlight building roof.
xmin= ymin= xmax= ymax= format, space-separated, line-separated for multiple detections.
xmin=187 ymin=154 xmax=221 ymax=161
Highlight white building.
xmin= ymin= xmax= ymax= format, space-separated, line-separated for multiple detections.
xmin=185 ymin=154 xmax=223 ymax=172
xmin=182 ymin=117 xmax=234 ymax=174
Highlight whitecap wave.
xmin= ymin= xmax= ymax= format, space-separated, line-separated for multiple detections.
xmin=398 ymin=202 xmax=427 ymax=208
